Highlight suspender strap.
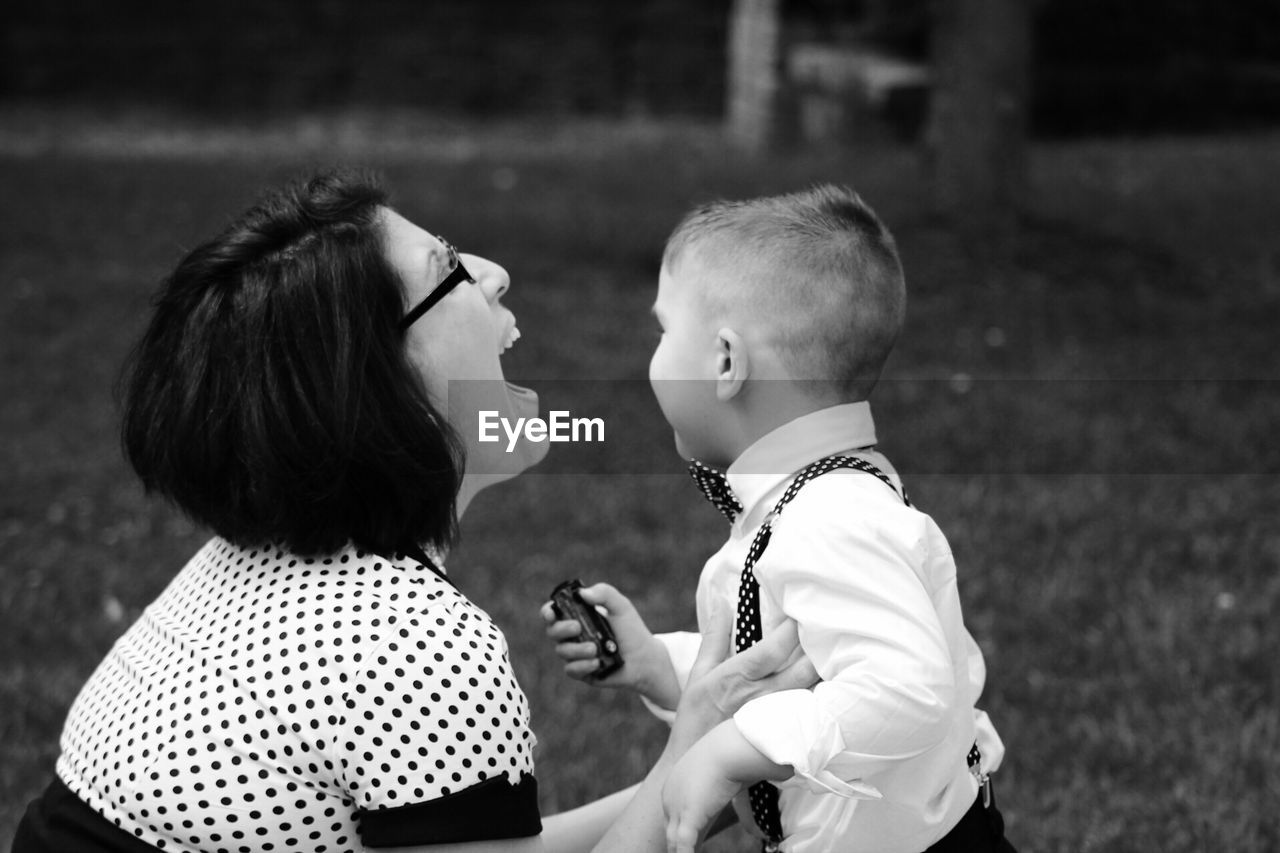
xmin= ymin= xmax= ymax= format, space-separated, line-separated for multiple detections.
xmin=736 ymin=454 xmax=909 ymax=846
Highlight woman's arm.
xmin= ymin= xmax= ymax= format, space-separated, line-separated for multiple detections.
xmin=379 ymin=839 xmax=545 ymax=853
xmin=374 ymin=789 xmax=638 ymax=853
xmin=540 ymin=784 xmax=640 ymax=853
xmin=378 ymin=611 xmax=813 ymax=853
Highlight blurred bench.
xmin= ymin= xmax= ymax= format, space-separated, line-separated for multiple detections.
xmin=788 ymin=43 xmax=931 ymax=142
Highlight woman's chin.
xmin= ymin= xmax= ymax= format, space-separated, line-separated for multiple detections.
xmin=504 ymin=381 xmax=540 ymax=417
xmin=461 ymin=381 xmax=548 ymax=499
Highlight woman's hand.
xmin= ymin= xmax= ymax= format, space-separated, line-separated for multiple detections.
xmin=669 ymin=605 xmax=819 ymax=753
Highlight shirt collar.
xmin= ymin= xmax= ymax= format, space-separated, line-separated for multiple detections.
xmin=725 ymin=402 xmax=878 ymax=519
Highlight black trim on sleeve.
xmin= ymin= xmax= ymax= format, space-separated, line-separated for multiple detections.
xmin=359 ymin=772 xmax=542 ymax=848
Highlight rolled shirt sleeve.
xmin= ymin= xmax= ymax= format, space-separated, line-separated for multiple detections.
xmin=732 ymin=477 xmax=957 ymax=799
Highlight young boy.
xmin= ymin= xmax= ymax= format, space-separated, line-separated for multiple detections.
xmin=545 ymin=186 xmax=1012 ymax=853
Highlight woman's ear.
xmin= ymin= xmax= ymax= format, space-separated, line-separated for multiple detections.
xmin=715 ymin=327 xmax=749 ymax=401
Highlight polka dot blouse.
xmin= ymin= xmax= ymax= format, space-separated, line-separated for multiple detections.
xmin=54 ymin=538 xmax=541 ymax=852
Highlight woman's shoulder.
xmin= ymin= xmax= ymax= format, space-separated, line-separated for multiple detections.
xmin=141 ymin=537 xmax=495 ymax=682
xmin=188 ymin=537 xmax=466 ymax=610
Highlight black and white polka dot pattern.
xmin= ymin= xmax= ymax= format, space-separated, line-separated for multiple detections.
xmin=688 ymin=459 xmax=744 ymax=523
xmin=55 ymin=538 xmax=537 ymax=853
xmin=691 ymin=455 xmax=910 ymax=847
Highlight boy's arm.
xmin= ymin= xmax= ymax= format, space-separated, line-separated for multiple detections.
xmin=733 ymin=479 xmax=958 ymax=796
xmin=662 ymin=721 xmax=790 ymax=853
xmin=637 ymin=631 xmax=702 ymax=719
xmin=590 ymin=612 xmax=816 ymax=853
xmin=541 ymin=582 xmax=682 ymax=709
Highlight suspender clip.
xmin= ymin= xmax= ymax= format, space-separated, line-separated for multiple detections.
xmin=967 ymin=741 xmax=992 ymax=809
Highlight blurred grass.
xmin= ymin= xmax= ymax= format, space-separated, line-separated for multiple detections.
xmin=1 ymin=111 xmax=1278 ymax=852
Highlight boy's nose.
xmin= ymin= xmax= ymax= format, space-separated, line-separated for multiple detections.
xmin=463 ymin=253 xmax=510 ymax=303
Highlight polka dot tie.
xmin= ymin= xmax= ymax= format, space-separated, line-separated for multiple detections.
xmin=688 ymin=455 xmax=910 ymax=849
xmin=688 ymin=459 xmax=744 ymax=522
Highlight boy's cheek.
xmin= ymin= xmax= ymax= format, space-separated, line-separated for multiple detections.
xmin=650 ymin=387 xmax=692 ymax=451
xmin=650 ymin=378 xmax=731 ymax=463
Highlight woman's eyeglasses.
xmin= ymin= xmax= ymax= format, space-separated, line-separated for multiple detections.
xmin=398 ymin=239 xmax=476 ymax=332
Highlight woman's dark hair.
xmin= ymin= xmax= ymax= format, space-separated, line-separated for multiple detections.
xmin=122 ymin=169 xmax=462 ymax=557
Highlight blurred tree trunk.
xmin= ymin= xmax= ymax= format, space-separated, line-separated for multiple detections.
xmin=726 ymin=0 xmax=785 ymax=152
xmin=925 ymin=0 xmax=1032 ymax=252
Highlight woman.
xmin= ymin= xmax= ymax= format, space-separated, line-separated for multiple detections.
xmin=13 ymin=170 xmax=813 ymax=853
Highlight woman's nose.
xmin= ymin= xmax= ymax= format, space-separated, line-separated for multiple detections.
xmin=462 ymin=254 xmax=509 ymax=303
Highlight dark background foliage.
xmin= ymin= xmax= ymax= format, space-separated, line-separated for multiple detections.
xmin=5 ymin=0 xmax=1280 ymax=132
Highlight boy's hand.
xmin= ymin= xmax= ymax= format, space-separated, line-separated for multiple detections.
xmin=540 ymin=582 xmax=681 ymax=709
xmin=662 ymin=753 xmax=741 ymax=853
xmin=662 ymin=721 xmax=791 ymax=853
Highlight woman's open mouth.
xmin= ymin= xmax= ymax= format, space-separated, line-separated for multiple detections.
xmin=499 ymin=320 xmax=520 ymax=356
xmin=497 ymin=316 xmax=537 ymax=403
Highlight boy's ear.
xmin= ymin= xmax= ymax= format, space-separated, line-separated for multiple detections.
xmin=715 ymin=327 xmax=749 ymax=401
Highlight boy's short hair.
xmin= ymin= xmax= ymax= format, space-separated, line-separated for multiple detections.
xmin=663 ymin=184 xmax=905 ymax=398
xmin=120 ymin=170 xmax=463 ymax=557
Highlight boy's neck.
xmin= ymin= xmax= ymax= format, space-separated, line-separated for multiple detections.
xmin=725 ymin=383 xmax=864 ymax=466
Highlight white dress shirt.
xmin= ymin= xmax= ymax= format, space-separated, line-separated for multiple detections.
xmin=652 ymin=402 xmax=1004 ymax=853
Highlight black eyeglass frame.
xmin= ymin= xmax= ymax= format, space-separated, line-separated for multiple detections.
xmin=398 ymin=239 xmax=476 ymax=332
